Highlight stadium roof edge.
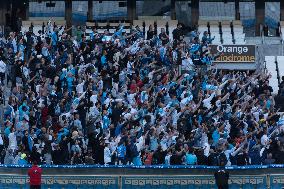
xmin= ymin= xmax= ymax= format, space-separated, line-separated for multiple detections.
xmin=26 ymin=0 xmax=283 ymax=2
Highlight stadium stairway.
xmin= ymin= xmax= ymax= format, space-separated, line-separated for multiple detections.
xmin=277 ymin=56 xmax=284 ymax=82
xmin=265 ymin=56 xmax=279 ymax=94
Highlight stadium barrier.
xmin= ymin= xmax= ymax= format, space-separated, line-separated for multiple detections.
xmin=0 ymin=164 xmax=283 ymax=188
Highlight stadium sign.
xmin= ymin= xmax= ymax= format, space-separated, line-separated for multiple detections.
xmin=210 ymin=45 xmax=255 ymax=63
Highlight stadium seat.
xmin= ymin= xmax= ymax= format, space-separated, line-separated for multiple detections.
xmin=198 ymin=26 xmax=208 ymax=34
xmin=209 ymin=26 xmax=220 ymax=34
xmin=222 ymin=32 xmax=233 ymax=44
xmin=233 ymin=26 xmax=244 ymax=34
xmin=168 ymin=26 xmax=175 ymax=40
xmin=222 ymin=26 xmax=231 ymax=33
xmin=234 ymin=33 xmax=246 ymax=44
xmin=133 ymin=20 xmax=143 ymax=27
xmin=211 ymin=32 xmax=221 ymax=44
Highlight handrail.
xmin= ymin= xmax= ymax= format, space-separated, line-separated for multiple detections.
xmin=275 ymin=56 xmax=281 ymax=95
xmin=280 ymin=31 xmax=283 ymax=44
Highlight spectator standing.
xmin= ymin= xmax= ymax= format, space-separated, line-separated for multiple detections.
xmin=28 ymin=161 xmax=42 ymax=189
xmin=214 ymin=162 xmax=229 ymax=189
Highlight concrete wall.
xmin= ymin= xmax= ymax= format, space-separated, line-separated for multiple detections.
xmin=0 ymin=166 xmax=283 ymax=188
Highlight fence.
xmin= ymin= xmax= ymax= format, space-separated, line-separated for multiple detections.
xmin=0 ymin=164 xmax=284 ymax=188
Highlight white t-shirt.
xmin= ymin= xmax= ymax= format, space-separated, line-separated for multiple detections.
xmin=76 ymin=82 xmax=84 ymax=94
xmin=127 ymin=93 xmax=136 ymax=105
xmin=203 ymin=92 xmax=215 ymax=109
xmin=182 ymin=57 xmax=194 ymax=71
xmin=0 ymin=60 xmax=6 ymax=73
xmin=90 ymin=94 xmax=98 ymax=105
xmin=104 ymin=147 xmax=112 ymax=164
xmin=0 ymin=135 xmax=3 ymax=145
xmin=261 ymin=134 xmax=269 ymax=146
xmin=8 ymin=132 xmax=17 ymax=150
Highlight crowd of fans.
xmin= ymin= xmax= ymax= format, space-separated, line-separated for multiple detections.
xmin=0 ymin=21 xmax=283 ymax=167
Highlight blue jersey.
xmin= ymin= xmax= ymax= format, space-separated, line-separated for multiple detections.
xmin=117 ymin=144 xmax=126 ymax=158
xmin=51 ymin=32 xmax=58 ymax=46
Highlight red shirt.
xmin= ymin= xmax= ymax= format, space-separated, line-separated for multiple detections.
xmin=130 ymin=83 xmax=137 ymax=93
xmin=28 ymin=165 xmax=42 ymax=186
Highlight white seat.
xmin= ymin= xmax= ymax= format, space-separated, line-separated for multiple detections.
xmin=210 ymin=31 xmax=221 ymax=44
xmin=222 ymin=21 xmax=232 ymax=25
xmin=86 ymin=22 xmax=96 ymax=27
xmin=133 ymin=20 xmax=143 ymax=27
xmin=85 ymin=29 xmax=92 ymax=34
xmin=223 ymin=39 xmax=233 ymax=44
xmin=21 ymin=26 xmax=29 ymax=33
xmin=109 ymin=23 xmax=120 ymax=27
xmin=222 ymin=31 xmax=232 ymax=43
xmin=124 ymin=29 xmax=131 ymax=34
xmin=97 ymin=29 xmax=105 ymax=34
xmin=235 ymin=40 xmax=246 ymax=44
xmin=168 ymin=27 xmax=175 ymax=40
xmin=33 ymin=26 xmax=42 ymax=35
xmin=234 ymin=32 xmax=245 ymax=38
xmin=198 ymin=26 xmax=208 ymax=33
xmin=233 ymin=20 xmax=242 ymax=25
xmin=98 ymin=23 xmax=107 ymax=27
xmin=222 ymin=27 xmax=231 ymax=33
xmin=210 ymin=31 xmax=220 ymax=37
xmin=109 ymin=29 xmax=116 ymax=34
xmin=156 ymin=20 xmax=167 ymax=27
xmin=198 ymin=20 xmax=208 ymax=26
xmin=210 ymin=26 xmax=220 ymax=33
xmin=234 ymin=27 xmax=244 ymax=33
xmin=212 ymin=39 xmax=221 ymax=45
xmin=209 ymin=21 xmax=219 ymax=26
xmin=168 ymin=20 xmax=178 ymax=27
xmin=222 ymin=32 xmax=232 ymax=37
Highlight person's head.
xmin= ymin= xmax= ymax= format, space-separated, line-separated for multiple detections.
xmin=219 ymin=161 xmax=225 ymax=167
xmin=267 ymin=153 xmax=273 ymax=159
xmin=41 ymin=127 xmax=46 ymax=133
xmin=11 ymin=127 xmax=15 ymax=133
xmin=104 ymin=30 xmax=109 ymax=35
xmin=75 ymin=113 xmax=80 ymax=119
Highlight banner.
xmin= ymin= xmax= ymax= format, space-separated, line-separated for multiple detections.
xmin=210 ymin=45 xmax=256 ymax=63
xmin=0 ymin=175 xmax=266 ymax=189
xmin=122 ymin=175 xmax=266 ymax=189
xmin=0 ymin=175 xmax=118 ymax=189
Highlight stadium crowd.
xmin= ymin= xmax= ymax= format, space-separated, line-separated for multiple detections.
xmin=0 ymin=22 xmax=283 ymax=167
